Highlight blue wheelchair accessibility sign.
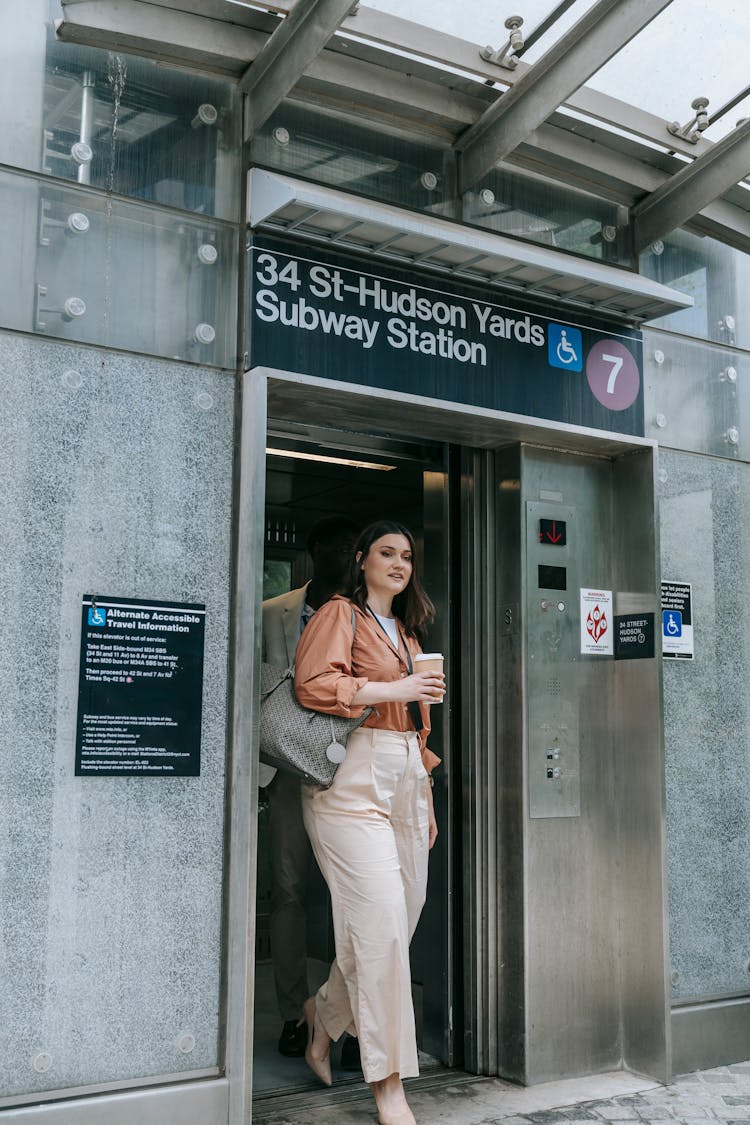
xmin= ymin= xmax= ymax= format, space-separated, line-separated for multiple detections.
xmin=548 ymin=323 xmax=583 ymax=372
xmin=88 ymin=607 xmax=107 ymax=627
xmin=662 ymin=610 xmax=682 ymax=638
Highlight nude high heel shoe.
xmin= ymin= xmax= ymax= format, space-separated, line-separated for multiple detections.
xmin=371 ymin=1077 xmax=416 ymax=1124
xmin=376 ymin=1112 xmax=416 ymax=1125
xmin=303 ymin=996 xmax=332 ymax=1087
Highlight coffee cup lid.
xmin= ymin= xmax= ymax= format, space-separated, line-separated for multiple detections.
xmin=414 ymin=652 xmax=443 ymax=660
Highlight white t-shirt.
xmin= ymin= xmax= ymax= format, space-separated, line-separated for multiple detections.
xmin=373 ymin=611 xmax=399 ymax=649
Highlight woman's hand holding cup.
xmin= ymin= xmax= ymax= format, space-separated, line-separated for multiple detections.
xmin=410 ymin=653 xmax=445 ymax=704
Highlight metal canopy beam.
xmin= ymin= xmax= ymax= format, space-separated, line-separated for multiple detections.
xmin=455 ymin=0 xmax=673 ymax=195
xmin=54 ymin=0 xmax=750 ymax=254
xmin=241 ymin=0 xmax=356 ymax=139
xmin=56 ymin=0 xmax=265 ymax=76
xmin=633 ymin=119 xmax=750 ymax=252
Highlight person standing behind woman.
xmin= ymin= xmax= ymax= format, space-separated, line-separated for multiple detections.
xmin=294 ymin=520 xmax=445 ymax=1125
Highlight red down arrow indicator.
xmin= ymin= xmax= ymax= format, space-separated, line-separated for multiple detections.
xmin=539 ymin=519 xmax=567 ymax=546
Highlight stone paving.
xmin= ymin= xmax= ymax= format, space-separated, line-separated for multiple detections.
xmin=495 ymin=1063 xmax=750 ymax=1125
xmin=252 ymin=1061 xmax=750 ymax=1125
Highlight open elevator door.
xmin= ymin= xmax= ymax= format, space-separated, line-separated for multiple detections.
xmin=251 ymin=369 xmax=669 ymax=1093
xmin=252 ymin=418 xmax=457 ymax=1100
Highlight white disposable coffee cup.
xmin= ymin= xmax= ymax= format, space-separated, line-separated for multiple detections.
xmin=414 ymin=653 xmax=445 ymax=703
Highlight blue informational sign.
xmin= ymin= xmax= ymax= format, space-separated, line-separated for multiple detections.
xmin=88 ymin=606 xmax=107 ymax=626
xmin=548 ymin=323 xmax=583 ymax=372
xmin=247 ymin=237 xmax=645 ymax=437
xmin=662 ymin=610 xmax=682 ymax=638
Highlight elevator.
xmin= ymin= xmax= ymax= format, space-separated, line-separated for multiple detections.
xmin=240 ymin=368 xmax=669 ymax=1111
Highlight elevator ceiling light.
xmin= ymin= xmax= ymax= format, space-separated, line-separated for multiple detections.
xmin=266 ymin=447 xmax=396 ymax=470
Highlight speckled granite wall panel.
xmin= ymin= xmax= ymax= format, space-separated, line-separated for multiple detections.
xmin=0 ymin=332 xmax=235 ymax=1097
xmin=659 ymin=450 xmax=750 ymax=1001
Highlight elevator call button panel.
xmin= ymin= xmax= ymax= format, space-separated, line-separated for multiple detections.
xmin=527 ymin=502 xmax=581 ymax=819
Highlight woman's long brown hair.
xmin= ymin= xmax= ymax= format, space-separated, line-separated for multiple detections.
xmin=348 ymin=520 xmax=435 ymax=640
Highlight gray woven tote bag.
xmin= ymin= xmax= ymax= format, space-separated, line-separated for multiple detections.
xmin=258 ymin=608 xmax=371 ymax=787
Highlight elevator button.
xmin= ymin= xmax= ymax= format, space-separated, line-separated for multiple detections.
xmin=546 ymin=767 xmax=554 ymax=779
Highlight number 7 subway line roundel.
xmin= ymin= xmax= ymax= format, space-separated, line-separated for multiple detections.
xmin=585 ymin=338 xmax=640 ymax=411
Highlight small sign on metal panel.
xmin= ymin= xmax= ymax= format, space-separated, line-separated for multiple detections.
xmin=75 ymin=594 xmax=206 ymax=776
xmin=661 ymin=581 xmax=693 ymax=659
xmin=614 ymin=612 xmax=655 ymax=660
xmin=579 ymin=588 xmax=613 ymax=655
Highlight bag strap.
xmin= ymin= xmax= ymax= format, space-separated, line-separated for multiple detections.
xmin=364 ymin=605 xmax=423 ymax=734
xmin=327 ymin=606 xmax=361 ymax=746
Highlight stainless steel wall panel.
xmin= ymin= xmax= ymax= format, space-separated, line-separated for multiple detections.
xmin=612 ymin=449 xmax=669 ymax=1083
xmin=0 ymin=1079 xmax=228 ymax=1124
xmin=224 ymin=372 xmax=269 ymax=1125
xmin=672 ymin=997 xmax=750 ymax=1074
xmin=459 ymin=448 xmax=501 ymax=1075
xmin=493 ymin=447 xmax=526 ymax=1084
xmin=411 ymin=464 xmax=455 ymax=1064
xmin=510 ymin=445 xmax=667 ymax=1085
xmin=521 ymin=449 xmax=620 ymax=1083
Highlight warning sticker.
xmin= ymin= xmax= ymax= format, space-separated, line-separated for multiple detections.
xmin=580 ymin=588 xmax=614 ymax=656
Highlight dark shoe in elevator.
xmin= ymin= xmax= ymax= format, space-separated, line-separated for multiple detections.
xmin=277 ymin=1018 xmax=307 ymax=1058
xmin=339 ymin=1033 xmax=362 ymax=1072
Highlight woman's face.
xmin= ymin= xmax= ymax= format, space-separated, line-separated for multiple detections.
xmin=359 ymin=533 xmax=413 ymax=600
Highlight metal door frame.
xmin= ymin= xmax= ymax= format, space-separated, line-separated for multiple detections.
xmin=227 ymin=366 xmax=665 ymax=1118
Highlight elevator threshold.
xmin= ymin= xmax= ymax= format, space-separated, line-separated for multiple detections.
xmin=251 ymin=1065 xmax=468 ymax=1122
xmin=251 ymin=1067 xmax=661 ymax=1124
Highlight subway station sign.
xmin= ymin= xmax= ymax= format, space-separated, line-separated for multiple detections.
xmin=247 ymin=236 xmax=645 ymax=436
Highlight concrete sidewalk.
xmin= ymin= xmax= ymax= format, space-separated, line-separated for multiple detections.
xmin=252 ymin=1060 xmax=750 ymax=1124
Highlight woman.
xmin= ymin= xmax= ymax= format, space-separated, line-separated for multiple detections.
xmin=294 ymin=520 xmax=445 ymax=1125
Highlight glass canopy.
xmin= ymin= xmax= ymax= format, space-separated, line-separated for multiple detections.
xmin=584 ymin=0 xmax=750 ymax=142
xmin=55 ymin=0 xmax=750 ymax=255
xmin=358 ymin=0 xmax=750 ymax=143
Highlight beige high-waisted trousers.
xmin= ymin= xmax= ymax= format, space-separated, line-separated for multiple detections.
xmin=301 ymin=726 xmax=430 ymax=1083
